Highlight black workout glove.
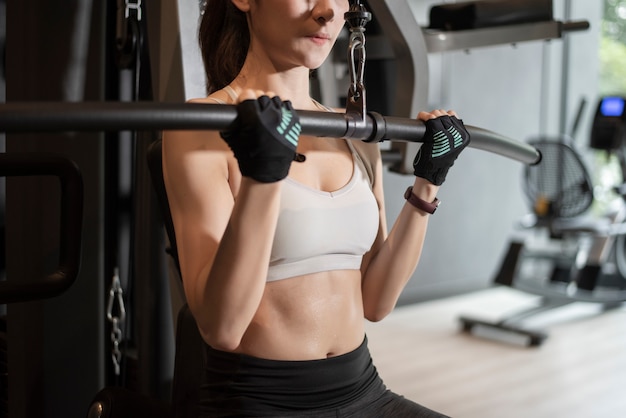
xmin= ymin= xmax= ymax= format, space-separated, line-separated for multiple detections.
xmin=413 ymin=115 xmax=470 ymax=186
xmin=220 ymin=95 xmax=303 ymax=183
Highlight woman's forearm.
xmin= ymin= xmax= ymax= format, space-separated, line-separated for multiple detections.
xmin=362 ymin=178 xmax=439 ymax=321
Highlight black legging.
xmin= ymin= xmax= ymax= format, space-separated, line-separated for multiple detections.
xmin=198 ymin=336 xmax=450 ymax=417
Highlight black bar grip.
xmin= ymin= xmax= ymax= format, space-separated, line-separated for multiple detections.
xmin=0 ymin=101 xmax=541 ymax=165
xmin=0 ymin=153 xmax=83 ymax=304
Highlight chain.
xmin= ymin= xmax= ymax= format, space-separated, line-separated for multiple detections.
xmin=106 ymin=268 xmax=126 ymax=376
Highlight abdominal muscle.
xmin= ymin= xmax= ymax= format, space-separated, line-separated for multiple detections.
xmin=233 ymin=269 xmax=366 ymax=361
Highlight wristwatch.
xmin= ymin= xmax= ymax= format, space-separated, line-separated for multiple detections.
xmin=404 ymin=186 xmax=441 ymax=214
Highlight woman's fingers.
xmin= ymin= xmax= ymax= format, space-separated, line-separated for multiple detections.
xmin=417 ymin=109 xmax=460 ymax=121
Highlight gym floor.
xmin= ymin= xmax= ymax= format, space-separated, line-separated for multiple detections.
xmin=365 ymin=287 xmax=626 ymax=418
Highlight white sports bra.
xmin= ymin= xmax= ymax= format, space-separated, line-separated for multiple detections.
xmin=206 ymin=87 xmax=380 ymax=281
xmin=267 ymin=141 xmax=379 ymax=281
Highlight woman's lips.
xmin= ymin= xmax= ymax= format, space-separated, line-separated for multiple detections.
xmin=308 ymin=34 xmax=331 ymax=45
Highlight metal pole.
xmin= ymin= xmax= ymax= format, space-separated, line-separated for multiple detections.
xmin=0 ymin=102 xmax=541 ymax=165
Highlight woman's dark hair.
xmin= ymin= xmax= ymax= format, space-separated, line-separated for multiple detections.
xmin=199 ymin=1 xmax=249 ymax=94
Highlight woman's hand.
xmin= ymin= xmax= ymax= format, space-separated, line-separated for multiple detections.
xmin=412 ymin=109 xmax=470 ymax=186
xmin=220 ymin=89 xmax=303 ymax=183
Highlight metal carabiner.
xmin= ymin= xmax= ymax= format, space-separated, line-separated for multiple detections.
xmin=344 ymin=1 xmax=372 ymax=131
xmin=348 ymin=31 xmax=366 ymax=104
xmin=106 ymin=269 xmax=126 ymax=324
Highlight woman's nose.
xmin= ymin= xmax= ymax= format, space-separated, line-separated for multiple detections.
xmin=312 ymin=0 xmax=337 ymax=24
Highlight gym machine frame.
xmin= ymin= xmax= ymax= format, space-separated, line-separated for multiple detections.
xmin=0 ymin=0 xmax=591 ymax=304
xmin=0 ymin=1 xmax=590 ymax=417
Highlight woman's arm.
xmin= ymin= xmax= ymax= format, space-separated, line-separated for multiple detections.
xmin=162 ymin=128 xmax=282 ymax=351
xmin=360 ymin=110 xmax=470 ymax=321
xmin=162 ymin=92 xmax=302 ymax=351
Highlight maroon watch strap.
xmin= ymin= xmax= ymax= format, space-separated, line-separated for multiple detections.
xmin=404 ymin=186 xmax=440 ymax=214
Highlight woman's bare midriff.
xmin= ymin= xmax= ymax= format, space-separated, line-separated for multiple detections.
xmin=233 ymin=269 xmax=366 ymax=361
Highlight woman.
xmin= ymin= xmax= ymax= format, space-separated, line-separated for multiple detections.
xmin=162 ymin=0 xmax=469 ymax=416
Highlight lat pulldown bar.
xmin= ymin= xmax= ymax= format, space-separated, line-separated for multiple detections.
xmin=0 ymin=102 xmax=541 ymax=165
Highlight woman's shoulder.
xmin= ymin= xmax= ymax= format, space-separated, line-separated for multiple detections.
xmin=161 ymin=113 xmax=232 ymax=193
xmin=187 ymin=95 xmax=227 ymax=105
xmin=188 ymin=86 xmax=237 ymax=105
xmin=163 ymin=94 xmax=230 ymax=153
xmin=187 ymin=97 xmax=221 ymax=104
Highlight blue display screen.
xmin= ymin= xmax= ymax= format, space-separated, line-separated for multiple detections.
xmin=600 ymin=96 xmax=625 ymax=117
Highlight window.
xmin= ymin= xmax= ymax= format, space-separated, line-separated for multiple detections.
xmin=591 ymin=1 xmax=626 ymax=214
